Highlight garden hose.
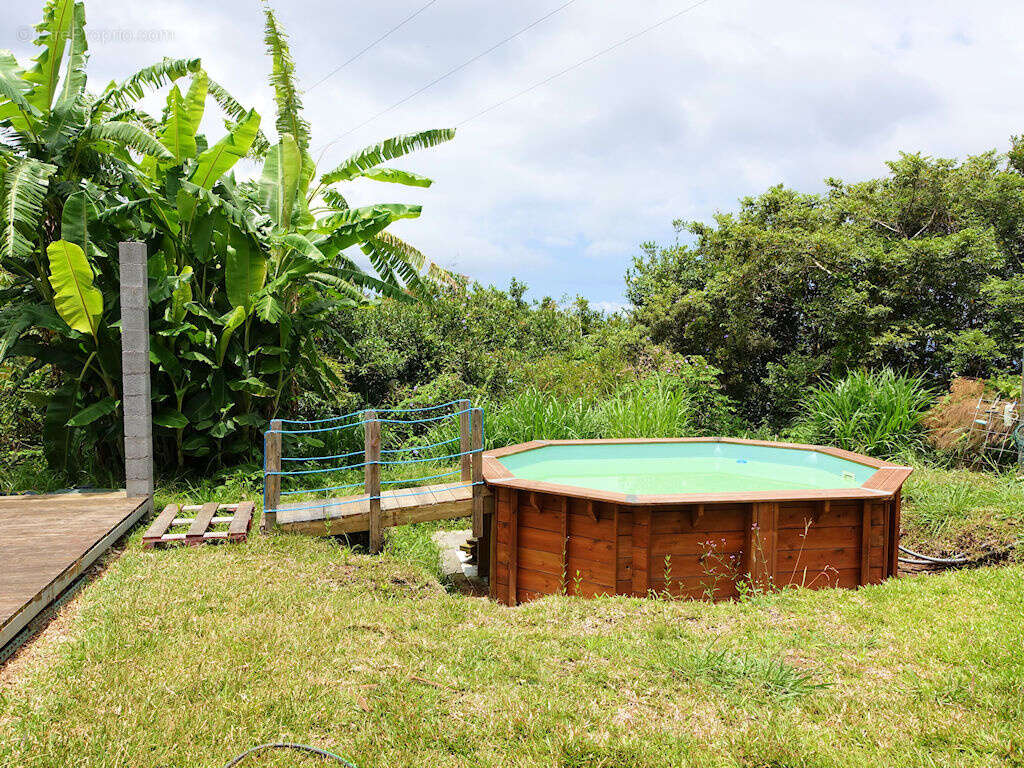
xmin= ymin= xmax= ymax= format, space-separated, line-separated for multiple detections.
xmin=897 ymin=545 xmax=972 ymax=565
xmin=223 ymin=743 xmax=358 ymax=768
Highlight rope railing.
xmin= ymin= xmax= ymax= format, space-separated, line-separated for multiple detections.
xmin=262 ymin=400 xmax=486 ymax=552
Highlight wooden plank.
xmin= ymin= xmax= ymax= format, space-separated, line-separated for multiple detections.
xmin=509 ymin=490 xmax=519 ymax=606
xmin=860 ymin=499 xmax=871 ymax=586
xmin=365 ymin=412 xmax=382 ymax=553
xmin=560 ymin=496 xmax=569 ymax=593
xmin=632 ymin=507 xmax=651 ymax=596
xmin=227 ymin=502 xmax=255 ymax=542
xmin=142 ymin=504 xmax=180 ymax=547
xmin=0 ymin=494 xmax=151 ymax=651
xmin=889 ymin=492 xmax=901 ymax=579
xmin=488 ymin=493 xmax=498 ymax=599
xmin=263 ymin=419 xmax=282 ymax=532
xmin=186 ymin=503 xmax=219 ymax=546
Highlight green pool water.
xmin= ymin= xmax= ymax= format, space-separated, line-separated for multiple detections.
xmin=496 ymin=442 xmax=875 ymax=496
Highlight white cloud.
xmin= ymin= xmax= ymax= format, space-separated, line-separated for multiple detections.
xmin=6 ymin=0 xmax=1024 ymax=303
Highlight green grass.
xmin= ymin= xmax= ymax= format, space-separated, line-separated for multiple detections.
xmin=901 ymin=464 xmax=1024 ymax=557
xmin=1 ymin=531 xmax=1022 ymax=767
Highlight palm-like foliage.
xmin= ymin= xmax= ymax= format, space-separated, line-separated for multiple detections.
xmin=0 ymin=0 xmax=458 ymax=473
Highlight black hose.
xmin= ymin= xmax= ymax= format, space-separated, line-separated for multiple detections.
xmin=223 ymin=743 xmax=358 ymax=768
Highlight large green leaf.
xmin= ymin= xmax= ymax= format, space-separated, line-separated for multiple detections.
xmin=350 ymin=166 xmax=433 ymax=187
xmin=0 ymin=51 xmax=40 ymax=130
xmin=98 ymin=57 xmax=201 ymax=110
xmin=259 ymin=133 xmax=300 ymax=230
xmin=24 ymin=0 xmax=76 ymax=114
xmin=171 ymin=265 xmax=193 ymax=323
xmin=263 ymin=7 xmax=310 ymax=151
xmin=320 ymin=129 xmax=455 ymax=185
xmin=216 ymin=305 xmax=246 ymax=365
xmin=206 ymin=77 xmax=270 ymax=156
xmin=189 ymin=108 xmax=260 ymax=189
xmin=60 ymin=189 xmax=94 ymax=252
xmin=46 ymin=239 xmax=102 ymax=338
xmin=158 ymin=70 xmax=207 ymax=162
xmin=1 ymin=158 xmax=55 ymax=262
xmin=52 ymin=1 xmax=87 ymax=114
xmin=225 ymin=230 xmax=266 ymax=312
xmin=83 ymin=121 xmax=174 ymax=160
xmin=66 ymin=396 xmax=118 ymax=427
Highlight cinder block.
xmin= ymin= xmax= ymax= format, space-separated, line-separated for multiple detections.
xmin=121 ymin=351 xmax=150 ymax=376
xmin=123 ymin=394 xmax=150 ymax=421
xmin=124 ymin=435 xmax=151 ymax=457
xmin=121 ymin=327 xmax=149 ymax=351
xmin=121 ymin=374 xmax=150 ymax=398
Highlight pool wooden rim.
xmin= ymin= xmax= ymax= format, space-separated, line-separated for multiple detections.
xmin=483 ymin=438 xmax=913 ymax=506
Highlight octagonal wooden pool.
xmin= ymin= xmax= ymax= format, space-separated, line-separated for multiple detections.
xmin=482 ymin=439 xmax=912 ymax=605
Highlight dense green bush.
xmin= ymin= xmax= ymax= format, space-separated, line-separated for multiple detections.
xmin=790 ymin=369 xmax=935 ymax=458
xmin=330 ymin=281 xmax=647 ymax=407
xmin=627 ymin=150 xmax=1024 ymax=424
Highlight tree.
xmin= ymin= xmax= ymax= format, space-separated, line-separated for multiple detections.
xmin=626 ymin=149 xmax=1024 ymax=424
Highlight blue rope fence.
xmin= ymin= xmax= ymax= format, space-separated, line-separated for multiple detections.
xmin=262 ymin=401 xmax=485 ymax=519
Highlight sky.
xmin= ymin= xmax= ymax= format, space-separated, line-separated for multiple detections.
xmin=5 ymin=0 xmax=1024 ymax=310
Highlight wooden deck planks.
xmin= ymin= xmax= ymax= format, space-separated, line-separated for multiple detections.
xmin=0 ymin=491 xmax=151 ymax=651
xmin=275 ymin=481 xmax=474 ymax=536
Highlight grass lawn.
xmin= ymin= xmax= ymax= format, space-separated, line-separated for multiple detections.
xmin=1 ymin=524 xmax=1023 ymax=767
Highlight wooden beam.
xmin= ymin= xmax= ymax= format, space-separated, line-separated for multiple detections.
xmin=631 ymin=507 xmax=651 ymax=596
xmin=263 ymin=420 xmax=282 ymax=532
xmin=365 ymin=411 xmax=382 ymax=553
xmin=509 ymin=490 xmax=519 ymax=606
xmin=186 ymin=502 xmax=218 ymax=546
xmin=888 ymin=492 xmax=902 ymax=579
xmin=471 ymin=407 xmax=484 ymax=538
xmin=560 ymin=495 xmax=569 ymax=594
xmin=860 ymin=500 xmax=872 ymax=585
xmin=746 ymin=502 xmax=778 ymax=591
xmin=690 ymin=503 xmax=704 ymax=528
xmin=142 ymin=504 xmax=180 ymax=547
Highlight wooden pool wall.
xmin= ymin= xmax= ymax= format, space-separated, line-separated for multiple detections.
xmin=488 ymin=488 xmax=902 ymax=605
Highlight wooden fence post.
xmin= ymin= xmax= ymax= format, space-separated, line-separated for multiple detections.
xmin=365 ymin=410 xmax=382 ymax=553
xmin=471 ymin=407 xmax=484 ymax=540
xmin=263 ymin=419 xmax=282 ymax=532
xmin=459 ymin=399 xmax=472 ymax=481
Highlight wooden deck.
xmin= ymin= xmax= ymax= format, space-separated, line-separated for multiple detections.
xmin=275 ymin=482 xmax=474 ymax=536
xmin=0 ymin=491 xmax=151 ymax=652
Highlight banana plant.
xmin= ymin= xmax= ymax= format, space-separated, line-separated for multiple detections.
xmin=0 ymin=0 xmax=253 ymax=471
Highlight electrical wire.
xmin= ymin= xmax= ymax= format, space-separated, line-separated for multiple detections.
xmin=457 ymin=0 xmax=717 ymax=127
xmin=307 ymin=0 xmax=441 ymax=92
xmin=315 ymin=0 xmax=579 ymax=154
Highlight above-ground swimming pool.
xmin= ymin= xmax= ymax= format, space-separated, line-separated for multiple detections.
xmin=482 ymin=439 xmax=912 ymax=605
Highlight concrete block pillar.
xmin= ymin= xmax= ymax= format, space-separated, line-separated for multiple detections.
xmin=118 ymin=241 xmax=154 ymax=501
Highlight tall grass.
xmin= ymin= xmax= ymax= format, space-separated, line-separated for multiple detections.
xmin=792 ymin=369 xmax=935 ymax=458
xmin=475 ymin=372 xmax=738 ymax=447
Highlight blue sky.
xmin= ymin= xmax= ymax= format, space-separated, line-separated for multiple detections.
xmin=6 ymin=0 xmax=1024 ymax=310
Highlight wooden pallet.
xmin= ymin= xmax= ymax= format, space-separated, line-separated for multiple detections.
xmin=142 ymin=502 xmax=254 ymax=548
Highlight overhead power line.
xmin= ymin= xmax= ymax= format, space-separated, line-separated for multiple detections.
xmin=307 ymin=0 xmax=441 ymax=92
xmin=315 ymin=0 xmax=579 ymax=155
xmin=458 ymin=0 xmax=718 ymax=127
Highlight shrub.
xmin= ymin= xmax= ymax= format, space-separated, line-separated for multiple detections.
xmin=792 ymin=369 xmax=935 ymax=457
